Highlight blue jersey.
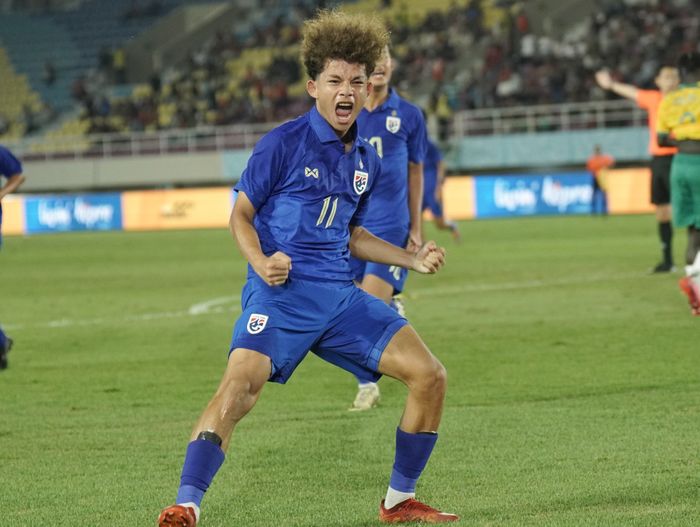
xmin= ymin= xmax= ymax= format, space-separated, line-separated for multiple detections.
xmin=423 ymin=139 xmax=443 ymax=199
xmin=356 ymin=89 xmax=427 ymax=232
xmin=0 ymin=146 xmax=22 ymax=180
xmin=235 ymin=106 xmax=382 ymax=283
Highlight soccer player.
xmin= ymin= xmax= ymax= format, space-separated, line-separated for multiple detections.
xmin=596 ymin=66 xmax=680 ymax=272
xmin=586 ymin=144 xmax=615 ymax=216
xmin=657 ymin=52 xmax=700 ymax=316
xmin=347 ymin=44 xmax=428 ymax=411
xmin=423 ymin=136 xmax=460 ymax=241
xmin=157 ymin=10 xmax=459 ymax=526
xmin=0 ymin=144 xmax=25 ymax=370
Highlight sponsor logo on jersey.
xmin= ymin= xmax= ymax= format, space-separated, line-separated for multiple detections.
xmin=247 ymin=313 xmax=269 ymax=334
xmin=386 ymin=116 xmax=401 ymax=133
xmin=353 ymin=170 xmax=369 ymax=194
xmin=305 ymin=167 xmax=319 ymax=179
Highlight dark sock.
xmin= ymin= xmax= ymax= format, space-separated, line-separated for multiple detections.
xmin=659 ymin=221 xmax=673 ymax=265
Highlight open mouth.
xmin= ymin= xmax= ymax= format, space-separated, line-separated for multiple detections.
xmin=335 ymin=101 xmax=354 ymax=119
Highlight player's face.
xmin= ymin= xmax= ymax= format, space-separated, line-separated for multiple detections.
xmin=370 ymin=46 xmax=393 ymax=89
xmin=306 ymin=59 xmax=371 ymax=137
xmin=656 ymin=67 xmax=680 ymax=93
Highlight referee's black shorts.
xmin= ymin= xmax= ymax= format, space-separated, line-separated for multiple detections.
xmin=650 ymin=154 xmax=674 ymax=205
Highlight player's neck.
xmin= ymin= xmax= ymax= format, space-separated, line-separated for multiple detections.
xmin=365 ymin=85 xmax=390 ymax=111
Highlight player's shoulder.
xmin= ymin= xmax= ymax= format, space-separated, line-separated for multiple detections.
xmin=395 ymin=95 xmax=423 ymax=118
xmin=255 ymin=114 xmax=309 ymax=154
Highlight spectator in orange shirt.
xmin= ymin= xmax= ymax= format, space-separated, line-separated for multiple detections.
xmin=595 ymin=66 xmax=680 ymax=272
xmin=586 ymin=145 xmax=615 ymax=216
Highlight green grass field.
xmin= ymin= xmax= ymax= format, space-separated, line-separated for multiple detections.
xmin=1 ymin=214 xmax=698 ymax=526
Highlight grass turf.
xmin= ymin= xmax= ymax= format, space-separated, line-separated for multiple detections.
xmin=0 ymin=214 xmax=698 ymax=526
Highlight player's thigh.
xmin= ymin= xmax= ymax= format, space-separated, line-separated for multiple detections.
xmin=360 ymin=272 xmax=396 ymax=302
xmin=219 ymin=348 xmax=273 ymax=397
xmin=377 ymin=325 xmax=446 ymax=388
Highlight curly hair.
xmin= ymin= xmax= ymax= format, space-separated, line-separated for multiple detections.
xmin=301 ymin=9 xmax=390 ymax=80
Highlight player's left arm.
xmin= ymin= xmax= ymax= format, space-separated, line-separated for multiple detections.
xmin=407 ymin=161 xmax=424 ymax=251
xmin=0 ymin=173 xmax=26 ymax=200
xmin=349 ymin=225 xmax=445 ymax=274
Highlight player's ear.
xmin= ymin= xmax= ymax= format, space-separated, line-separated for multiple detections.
xmin=306 ymin=79 xmax=318 ymax=99
xmin=366 ymin=81 xmax=373 ymax=97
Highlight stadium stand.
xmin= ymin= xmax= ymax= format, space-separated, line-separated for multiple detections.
xmin=2 ymin=0 xmax=699 ymax=154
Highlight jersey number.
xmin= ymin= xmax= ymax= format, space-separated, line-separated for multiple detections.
xmin=369 ymin=136 xmax=383 ymax=158
xmin=316 ymin=196 xmax=338 ymax=228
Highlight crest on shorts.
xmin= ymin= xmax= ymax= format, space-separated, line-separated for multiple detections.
xmin=353 ymin=170 xmax=369 ymax=194
xmin=247 ymin=313 xmax=269 ymax=334
xmin=386 ymin=116 xmax=401 ymax=133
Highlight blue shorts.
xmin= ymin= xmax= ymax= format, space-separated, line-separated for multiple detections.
xmin=349 ymin=228 xmax=409 ymax=295
xmin=422 ymin=195 xmax=444 ymax=218
xmin=230 ymin=276 xmax=407 ymax=384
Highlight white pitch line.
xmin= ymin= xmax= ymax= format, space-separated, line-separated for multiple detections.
xmin=3 ymin=272 xmax=641 ymax=331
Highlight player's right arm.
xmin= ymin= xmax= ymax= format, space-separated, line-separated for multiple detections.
xmin=595 ymin=70 xmax=638 ymax=101
xmin=0 ymin=173 xmax=25 ymax=201
xmin=230 ymin=191 xmax=291 ymax=287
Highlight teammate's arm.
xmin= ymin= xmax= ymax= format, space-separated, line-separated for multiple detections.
xmin=407 ymin=161 xmax=424 ymax=251
xmin=595 ymin=70 xmax=638 ymax=101
xmin=0 ymin=173 xmax=25 ymax=200
xmin=230 ymin=191 xmax=291 ymax=286
xmin=349 ymin=225 xmax=444 ymax=274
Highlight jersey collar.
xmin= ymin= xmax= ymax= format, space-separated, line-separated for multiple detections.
xmin=309 ymin=105 xmax=358 ymax=146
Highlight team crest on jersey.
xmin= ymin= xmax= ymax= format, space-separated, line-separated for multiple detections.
xmin=305 ymin=167 xmax=319 ymax=179
xmin=386 ymin=116 xmax=401 ymax=133
xmin=353 ymin=170 xmax=369 ymax=194
xmin=246 ymin=313 xmax=269 ymax=334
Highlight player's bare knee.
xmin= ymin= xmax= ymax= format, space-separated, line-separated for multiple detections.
xmin=412 ymin=358 xmax=447 ymax=398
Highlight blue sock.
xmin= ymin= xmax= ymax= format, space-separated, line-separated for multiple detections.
xmin=389 ymin=427 xmax=438 ymax=493
xmin=176 ymin=439 xmax=225 ymax=507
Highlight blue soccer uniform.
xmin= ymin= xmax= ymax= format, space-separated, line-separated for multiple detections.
xmin=422 ymin=139 xmax=444 ymax=217
xmin=351 ymin=88 xmax=427 ymax=294
xmin=231 ymin=106 xmax=407 ymax=383
xmin=0 ymin=145 xmax=23 ymax=247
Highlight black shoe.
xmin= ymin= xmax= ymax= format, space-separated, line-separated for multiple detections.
xmin=651 ymin=262 xmax=676 ymax=274
xmin=0 ymin=337 xmax=11 ymax=370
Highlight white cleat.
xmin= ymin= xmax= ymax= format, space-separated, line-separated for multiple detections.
xmin=349 ymin=382 xmax=380 ymax=411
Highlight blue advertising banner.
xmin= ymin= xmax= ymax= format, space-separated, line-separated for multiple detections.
xmin=24 ymin=194 xmax=123 ymax=234
xmin=474 ymin=172 xmax=594 ymax=218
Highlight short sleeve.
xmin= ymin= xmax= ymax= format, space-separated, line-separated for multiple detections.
xmin=234 ymin=131 xmax=286 ymax=210
xmin=0 ymin=147 xmax=22 ymax=178
xmin=407 ymin=108 xmax=428 ymax=164
xmin=636 ymin=90 xmax=654 ymax=110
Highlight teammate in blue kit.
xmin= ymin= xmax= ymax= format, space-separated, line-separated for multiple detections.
xmin=0 ymin=145 xmax=26 ymax=370
xmin=348 ymin=45 xmax=428 ymax=411
xmin=158 ymin=10 xmax=458 ymax=526
xmin=423 ymin=137 xmax=461 ymax=241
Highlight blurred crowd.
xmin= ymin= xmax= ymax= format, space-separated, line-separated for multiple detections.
xmin=36 ymin=0 xmax=700 ymax=137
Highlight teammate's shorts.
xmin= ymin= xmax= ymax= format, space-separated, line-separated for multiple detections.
xmin=671 ymin=153 xmax=700 ymax=228
xmin=650 ymin=154 xmax=674 ymax=205
xmin=230 ymin=275 xmax=407 ymax=384
xmin=422 ymin=193 xmax=444 ymax=218
xmin=349 ymin=228 xmax=409 ymax=295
